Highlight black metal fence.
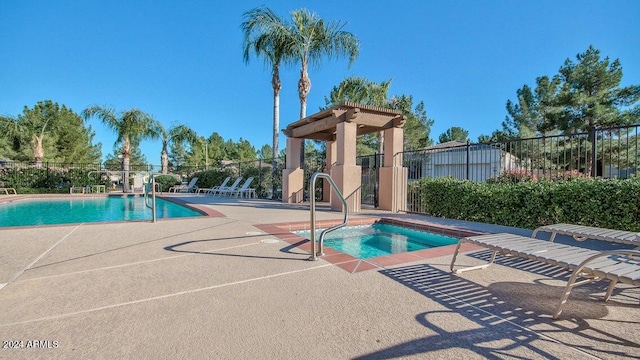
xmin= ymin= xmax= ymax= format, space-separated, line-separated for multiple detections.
xmin=403 ymin=124 xmax=639 ymax=183
xmin=3 ymin=124 xmax=638 ymax=201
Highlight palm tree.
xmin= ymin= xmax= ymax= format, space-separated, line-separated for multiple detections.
xmin=159 ymin=124 xmax=197 ymax=174
xmin=287 ymin=8 xmax=360 ymax=119
xmin=0 ymin=106 xmax=59 ymax=167
xmin=82 ymin=105 xmax=161 ymax=192
xmin=285 ymin=9 xmax=359 ymax=166
xmin=241 ymin=6 xmax=293 ymax=169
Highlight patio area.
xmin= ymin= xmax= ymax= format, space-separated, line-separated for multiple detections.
xmin=0 ymin=195 xmax=638 ymax=359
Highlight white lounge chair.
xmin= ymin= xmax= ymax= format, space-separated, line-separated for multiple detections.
xmin=132 ymin=174 xmax=146 ymax=192
xmin=0 ymin=187 xmax=17 ymax=195
xmin=197 ymin=177 xmax=230 ymax=194
xmin=450 ymin=232 xmax=640 ymax=319
xmin=229 ymin=177 xmax=254 ymax=198
xmin=210 ymin=177 xmax=243 ymax=197
xmin=169 ymin=177 xmax=199 ymax=193
xmin=219 ymin=177 xmax=253 ymax=198
xmin=533 ymin=223 xmax=640 ymax=248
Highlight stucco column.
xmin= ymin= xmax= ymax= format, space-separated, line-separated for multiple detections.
xmin=282 ymin=137 xmax=304 ymax=203
xmin=330 ymin=121 xmax=361 ymax=212
xmin=323 ymin=140 xmax=337 ymax=202
xmin=379 ymin=126 xmax=407 ymax=212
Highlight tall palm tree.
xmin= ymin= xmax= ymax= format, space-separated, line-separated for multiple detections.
xmin=285 ymin=9 xmax=359 ymax=166
xmin=287 ymin=8 xmax=360 ymax=119
xmin=82 ymin=105 xmax=161 ymax=192
xmin=242 ymin=6 xmax=293 ymax=198
xmin=159 ymin=124 xmax=197 ymax=174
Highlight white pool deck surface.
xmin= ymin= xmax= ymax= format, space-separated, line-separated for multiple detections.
xmin=0 ymin=194 xmax=638 ymax=359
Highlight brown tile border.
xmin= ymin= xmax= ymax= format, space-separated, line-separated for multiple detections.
xmin=158 ymin=196 xmax=225 ymax=217
xmin=257 ymin=217 xmax=488 ymax=273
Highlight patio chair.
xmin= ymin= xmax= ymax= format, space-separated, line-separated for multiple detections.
xmin=532 ymin=223 xmax=640 ymax=248
xmin=450 ymin=232 xmax=640 ymax=319
xmin=211 ymin=177 xmax=243 ymax=197
xmin=169 ymin=177 xmax=199 ymax=193
xmin=132 ymin=174 xmax=146 ymax=193
xmin=217 ymin=177 xmax=253 ymax=198
xmin=227 ymin=177 xmax=254 ymax=198
xmin=0 ymin=187 xmax=17 ymax=195
xmin=196 ymin=177 xmax=230 ymax=194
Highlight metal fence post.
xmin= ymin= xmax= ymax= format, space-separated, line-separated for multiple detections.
xmin=590 ymin=126 xmax=597 ymax=177
xmin=466 ymin=142 xmax=470 ymax=181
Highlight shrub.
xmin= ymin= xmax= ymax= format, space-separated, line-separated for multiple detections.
xmin=487 ymin=169 xmax=538 ymax=183
xmin=154 ymin=175 xmax=182 ymax=192
xmin=191 ymin=168 xmax=236 ymax=189
xmin=413 ymin=176 xmax=640 ymax=231
xmin=548 ymin=169 xmax=589 ymax=181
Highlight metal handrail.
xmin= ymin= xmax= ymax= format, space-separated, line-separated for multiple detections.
xmin=308 ymin=172 xmax=348 ymax=261
xmin=143 ymin=174 xmax=157 ymax=223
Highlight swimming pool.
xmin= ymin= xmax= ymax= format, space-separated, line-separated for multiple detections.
xmin=294 ymin=223 xmax=458 ymax=259
xmin=0 ymin=196 xmax=202 ymax=227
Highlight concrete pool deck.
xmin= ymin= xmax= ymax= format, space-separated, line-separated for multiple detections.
xmin=0 ymin=195 xmax=638 ymax=359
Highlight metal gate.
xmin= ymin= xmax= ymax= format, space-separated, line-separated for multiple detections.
xmin=356 ymin=153 xmax=382 ymax=207
xmin=302 ymin=151 xmax=326 ymax=201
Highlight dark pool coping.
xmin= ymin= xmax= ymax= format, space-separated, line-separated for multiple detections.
xmin=255 ymin=217 xmax=487 ymax=273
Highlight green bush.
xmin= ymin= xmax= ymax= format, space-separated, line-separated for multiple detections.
xmin=0 ymin=165 xmax=109 ymax=191
xmin=191 ymin=168 xmax=236 ymax=189
xmin=487 ymin=169 xmax=538 ymax=183
xmin=154 ymin=175 xmax=182 ymax=192
xmin=413 ymin=177 xmax=640 ymax=231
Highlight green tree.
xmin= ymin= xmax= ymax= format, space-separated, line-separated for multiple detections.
xmin=159 ymin=124 xmax=197 ymax=174
xmin=206 ymin=132 xmax=226 ymax=163
xmin=559 ymin=45 xmax=640 ymax=131
xmin=169 ymin=140 xmax=189 ymax=171
xmin=0 ymin=100 xmax=100 ymax=164
xmin=237 ymin=138 xmax=257 ymax=162
xmin=82 ymin=105 xmax=161 ymax=192
xmin=285 ymin=8 xmax=359 ymax=119
xmin=285 ymin=8 xmax=359 ymax=163
xmin=104 ymin=146 xmax=148 ymax=171
xmin=503 ymin=76 xmax=563 ymax=139
xmin=242 ymin=6 xmax=293 ymax=174
xmin=323 ymin=76 xmax=391 ymax=108
xmin=389 ymin=95 xmax=434 ymax=150
xmin=257 ymin=144 xmax=273 ymax=159
xmin=323 ymin=76 xmax=392 ymax=155
xmin=438 ymin=126 xmax=469 ymax=143
xmin=477 ymin=134 xmax=493 ymax=143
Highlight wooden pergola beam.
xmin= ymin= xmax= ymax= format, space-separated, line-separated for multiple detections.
xmin=282 ymin=102 xmax=404 ymax=140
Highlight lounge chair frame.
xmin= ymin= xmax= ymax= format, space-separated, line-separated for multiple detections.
xmin=197 ymin=177 xmax=231 ymax=194
xmin=0 ymin=187 xmax=17 ymax=195
xmin=533 ymin=223 xmax=639 ymax=248
xmin=210 ymin=177 xmax=243 ymax=197
xmin=169 ymin=177 xmax=199 ymax=193
xmin=450 ymin=233 xmax=640 ymax=319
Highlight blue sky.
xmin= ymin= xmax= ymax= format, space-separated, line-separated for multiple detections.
xmin=1 ymin=0 xmax=639 ymax=163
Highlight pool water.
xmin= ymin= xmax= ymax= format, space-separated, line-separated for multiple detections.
xmin=294 ymin=223 xmax=458 ymax=259
xmin=0 ymin=197 xmax=202 ymax=227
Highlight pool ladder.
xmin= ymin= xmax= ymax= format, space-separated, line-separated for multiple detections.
xmin=308 ymin=172 xmax=348 ymax=261
xmin=144 ymin=175 xmax=157 ymax=223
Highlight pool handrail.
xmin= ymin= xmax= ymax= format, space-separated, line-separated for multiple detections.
xmin=143 ymin=174 xmax=157 ymax=223
xmin=308 ymin=172 xmax=348 ymax=261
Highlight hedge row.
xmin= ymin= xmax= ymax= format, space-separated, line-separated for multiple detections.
xmin=410 ymin=177 xmax=640 ymax=231
xmin=0 ymin=166 xmax=110 ymax=193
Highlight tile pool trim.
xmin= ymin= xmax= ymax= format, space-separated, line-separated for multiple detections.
xmin=0 ymin=194 xmax=223 ymax=230
xmin=255 ymin=217 xmax=487 ymax=273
